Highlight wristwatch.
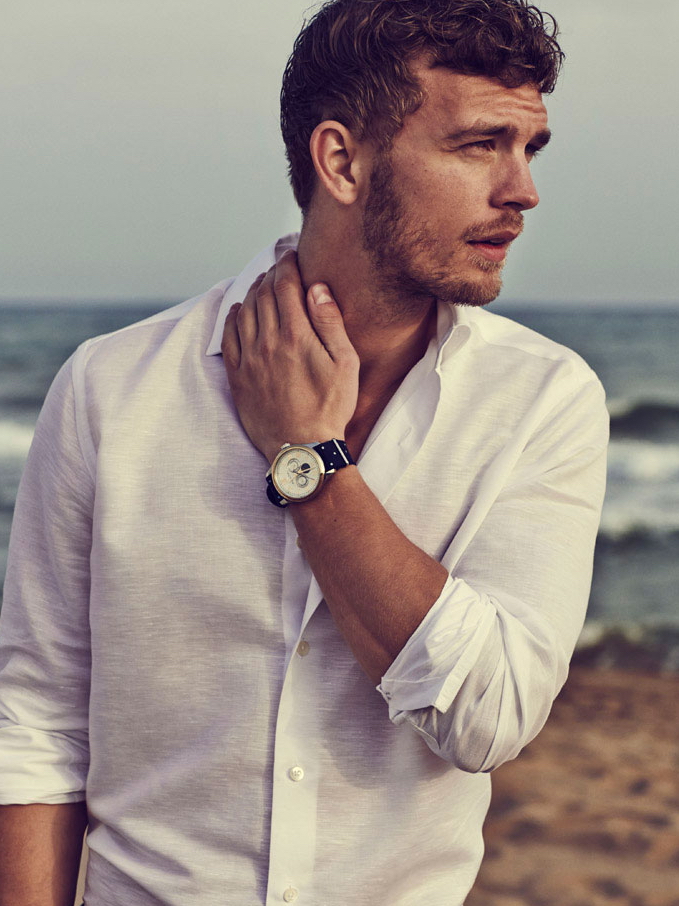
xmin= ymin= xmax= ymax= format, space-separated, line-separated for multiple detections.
xmin=266 ymin=439 xmax=355 ymax=507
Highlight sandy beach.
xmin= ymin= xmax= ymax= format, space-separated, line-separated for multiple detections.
xmin=467 ymin=663 xmax=679 ymax=906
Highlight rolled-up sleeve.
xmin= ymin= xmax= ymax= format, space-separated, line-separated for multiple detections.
xmin=379 ymin=377 xmax=608 ymax=773
xmin=0 ymin=349 xmax=93 ymax=804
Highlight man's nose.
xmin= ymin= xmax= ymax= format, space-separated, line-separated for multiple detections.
xmin=491 ymin=156 xmax=540 ymax=211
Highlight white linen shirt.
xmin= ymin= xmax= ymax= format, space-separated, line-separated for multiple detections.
xmin=0 ymin=235 xmax=608 ymax=906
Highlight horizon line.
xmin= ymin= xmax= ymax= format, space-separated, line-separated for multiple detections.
xmin=1 ymin=297 xmax=678 ymax=310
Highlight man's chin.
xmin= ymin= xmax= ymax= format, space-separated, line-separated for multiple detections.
xmin=434 ymin=273 xmax=503 ymax=308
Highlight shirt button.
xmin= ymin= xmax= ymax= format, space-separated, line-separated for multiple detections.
xmin=296 ymin=640 xmax=310 ymax=657
xmin=288 ymin=765 xmax=304 ymax=782
xmin=283 ymin=887 xmax=299 ymax=902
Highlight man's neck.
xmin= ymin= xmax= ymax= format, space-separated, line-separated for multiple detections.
xmin=299 ymin=226 xmax=437 ymax=374
xmin=296 ymin=222 xmax=439 ymax=454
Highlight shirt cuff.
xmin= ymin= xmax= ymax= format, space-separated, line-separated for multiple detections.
xmin=377 ymin=575 xmax=496 ymax=721
xmin=0 ymin=722 xmax=88 ymax=804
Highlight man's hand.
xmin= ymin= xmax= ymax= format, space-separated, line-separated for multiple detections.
xmin=222 ymin=250 xmax=360 ymax=463
xmin=222 ymin=250 xmax=448 ymax=685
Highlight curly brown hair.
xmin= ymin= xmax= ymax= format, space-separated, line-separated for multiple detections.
xmin=280 ymin=0 xmax=563 ymax=212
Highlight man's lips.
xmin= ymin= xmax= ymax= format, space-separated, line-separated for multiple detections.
xmin=467 ymin=230 xmax=519 ymax=263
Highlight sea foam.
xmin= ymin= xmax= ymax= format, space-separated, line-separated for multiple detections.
xmin=0 ymin=420 xmax=35 ymax=461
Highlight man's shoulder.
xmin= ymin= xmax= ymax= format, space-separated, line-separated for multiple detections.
xmin=70 ymin=234 xmax=293 ymax=377
xmin=464 ymin=305 xmax=600 ymax=384
xmin=71 ymin=279 xmax=232 ymax=379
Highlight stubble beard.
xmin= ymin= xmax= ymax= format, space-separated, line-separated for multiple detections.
xmin=361 ymin=152 xmax=510 ymax=317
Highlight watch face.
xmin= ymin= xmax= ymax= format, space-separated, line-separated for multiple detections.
xmin=272 ymin=446 xmax=325 ymax=501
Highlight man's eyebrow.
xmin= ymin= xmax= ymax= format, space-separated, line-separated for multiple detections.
xmin=530 ymin=128 xmax=552 ymax=149
xmin=445 ymin=122 xmax=552 ymax=148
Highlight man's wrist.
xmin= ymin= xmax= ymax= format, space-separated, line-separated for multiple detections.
xmin=266 ymin=439 xmax=354 ymax=507
xmin=265 ymin=433 xmax=347 ymax=465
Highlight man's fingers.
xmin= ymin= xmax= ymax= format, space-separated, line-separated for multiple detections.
xmin=237 ymin=274 xmax=262 ymax=345
xmin=223 ymin=259 xmax=354 ymax=375
xmin=221 ymin=303 xmax=242 ymax=370
xmin=307 ymin=283 xmax=357 ymax=364
xmin=255 ymin=268 xmax=281 ymax=336
xmin=274 ymin=250 xmax=310 ymax=332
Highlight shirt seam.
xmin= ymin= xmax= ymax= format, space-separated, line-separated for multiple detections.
xmin=70 ymin=341 xmax=97 ymax=484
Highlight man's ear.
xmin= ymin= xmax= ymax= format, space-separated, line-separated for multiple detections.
xmin=309 ymin=120 xmax=369 ymax=206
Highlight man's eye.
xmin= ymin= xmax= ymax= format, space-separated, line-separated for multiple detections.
xmin=526 ymin=145 xmax=542 ymax=160
xmin=465 ymin=140 xmax=494 ymax=151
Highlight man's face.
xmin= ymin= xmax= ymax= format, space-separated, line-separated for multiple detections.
xmin=361 ymin=66 xmax=551 ymax=310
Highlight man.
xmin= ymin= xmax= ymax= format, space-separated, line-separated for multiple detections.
xmin=0 ymin=1 xmax=608 ymax=904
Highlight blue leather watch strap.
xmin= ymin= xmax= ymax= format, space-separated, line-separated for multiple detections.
xmin=266 ymin=475 xmax=289 ymax=508
xmin=312 ymin=439 xmax=355 ymax=472
xmin=266 ymin=439 xmax=355 ymax=508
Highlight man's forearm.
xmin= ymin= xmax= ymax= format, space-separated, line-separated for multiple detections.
xmin=0 ymin=802 xmax=87 ymax=906
xmin=293 ymin=465 xmax=448 ymax=683
xmin=221 ymin=252 xmax=448 ymax=683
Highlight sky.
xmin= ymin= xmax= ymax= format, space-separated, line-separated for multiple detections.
xmin=1 ymin=0 xmax=677 ymax=305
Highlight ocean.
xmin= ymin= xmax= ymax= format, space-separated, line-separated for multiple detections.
xmin=1 ymin=301 xmax=678 ymax=670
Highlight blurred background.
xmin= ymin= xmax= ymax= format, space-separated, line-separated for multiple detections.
xmin=2 ymin=0 xmax=678 ymax=666
xmin=1 ymin=3 xmax=678 ymax=905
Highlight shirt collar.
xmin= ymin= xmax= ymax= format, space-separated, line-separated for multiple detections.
xmin=205 ymin=234 xmax=299 ymax=356
xmin=206 ymin=233 xmax=471 ymax=363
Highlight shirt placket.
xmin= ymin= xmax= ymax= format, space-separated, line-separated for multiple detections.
xmin=264 ymin=321 xmax=459 ymax=904
xmin=265 ymin=630 xmax=321 ymax=904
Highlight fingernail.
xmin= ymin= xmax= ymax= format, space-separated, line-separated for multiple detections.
xmin=311 ymin=284 xmax=332 ymax=305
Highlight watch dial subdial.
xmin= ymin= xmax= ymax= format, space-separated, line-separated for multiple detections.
xmin=273 ymin=447 xmax=324 ymax=500
xmin=288 ymin=461 xmax=312 ymax=488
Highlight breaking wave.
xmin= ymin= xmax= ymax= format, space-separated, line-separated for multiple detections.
xmin=609 ymin=398 xmax=679 ymax=441
xmin=0 ymin=419 xmax=34 ymax=461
